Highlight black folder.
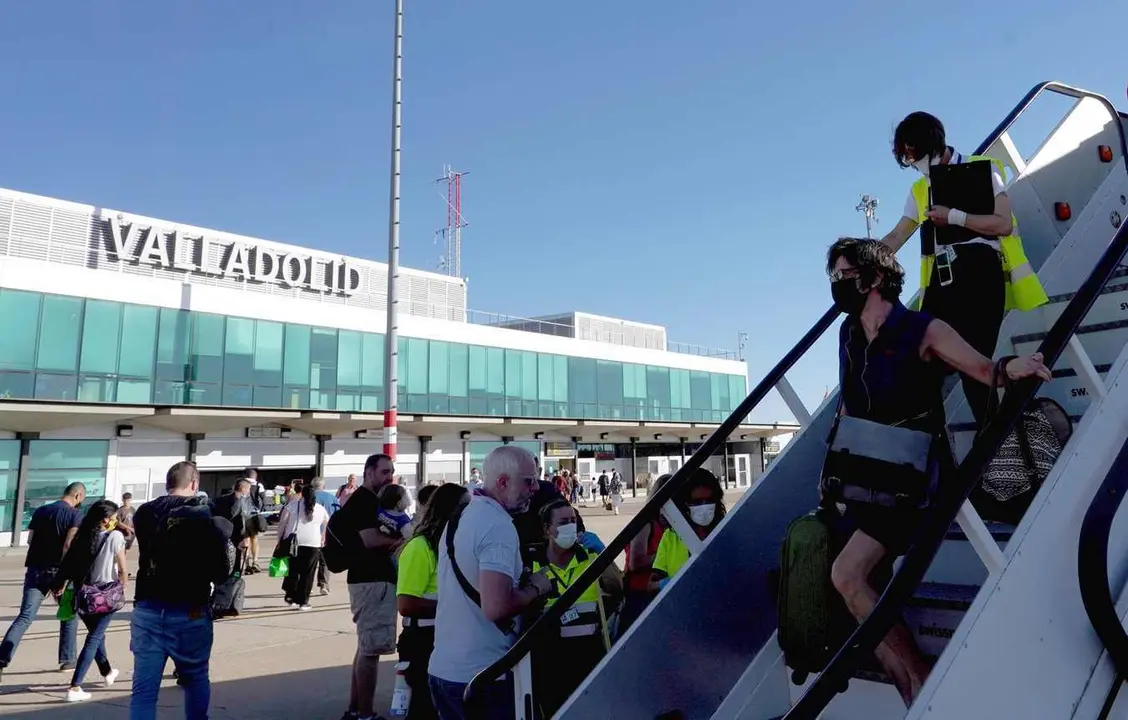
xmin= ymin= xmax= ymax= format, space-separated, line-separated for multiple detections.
xmin=919 ymin=159 xmax=999 ymax=254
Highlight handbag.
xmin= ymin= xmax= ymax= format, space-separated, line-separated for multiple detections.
xmin=979 ymin=357 xmax=1072 ymax=503
xmin=76 ymin=535 xmax=125 ymax=616
xmin=820 ymin=413 xmax=938 ymax=510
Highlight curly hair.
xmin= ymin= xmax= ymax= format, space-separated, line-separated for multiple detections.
xmin=414 ymin=483 xmax=468 ymax=554
xmin=826 ymin=237 xmax=905 ymax=301
xmin=673 ymin=468 xmax=727 ymax=529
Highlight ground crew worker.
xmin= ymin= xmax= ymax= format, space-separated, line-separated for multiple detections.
xmin=880 ymin=111 xmax=1048 ymax=425
xmin=530 ymin=499 xmax=609 ymax=718
xmin=396 ymin=483 xmax=469 ymax=720
xmin=649 ymin=469 xmax=727 ymax=591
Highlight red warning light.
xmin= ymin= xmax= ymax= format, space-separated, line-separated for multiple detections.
xmin=1054 ymin=202 xmax=1072 ymax=221
xmin=1099 ymin=145 xmax=1114 ymax=163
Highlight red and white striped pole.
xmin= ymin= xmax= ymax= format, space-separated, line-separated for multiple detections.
xmin=382 ymin=0 xmax=404 ymax=460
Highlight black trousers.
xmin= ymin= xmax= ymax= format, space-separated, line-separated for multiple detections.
xmin=398 ymin=624 xmax=437 ymax=720
xmin=316 ymin=549 xmax=329 ymax=589
xmin=287 ymin=546 xmax=320 ymax=606
xmin=920 ymin=243 xmax=1006 ymax=427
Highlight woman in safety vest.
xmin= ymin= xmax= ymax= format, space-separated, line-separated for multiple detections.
xmin=880 ymin=111 xmax=1047 ymax=426
xmin=649 ymin=469 xmax=727 ymax=591
xmin=530 ymin=499 xmax=610 ymax=718
xmin=396 ymin=483 xmax=469 ymax=720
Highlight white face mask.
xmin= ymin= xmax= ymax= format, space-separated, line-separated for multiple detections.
xmin=688 ymin=503 xmax=716 ymax=527
xmin=912 ymin=153 xmax=942 ymax=177
xmin=554 ymin=523 xmax=578 ymax=550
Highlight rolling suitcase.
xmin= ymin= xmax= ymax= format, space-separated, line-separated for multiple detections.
xmin=776 ymin=508 xmax=855 ymax=684
xmin=212 ymin=575 xmax=246 ymax=617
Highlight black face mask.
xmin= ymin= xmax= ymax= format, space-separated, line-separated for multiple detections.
xmin=831 ymin=278 xmax=868 ymax=315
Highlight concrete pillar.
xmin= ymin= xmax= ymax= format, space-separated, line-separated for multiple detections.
xmin=10 ymin=433 xmax=36 ymax=544
xmin=418 ymin=435 xmax=431 ymax=487
xmin=679 ymin=437 xmax=688 ymax=466
xmin=315 ymin=434 xmax=330 ymax=478
xmin=722 ymin=440 xmax=730 ymax=490
xmin=461 ymin=437 xmax=471 ymax=485
xmin=187 ymin=433 xmax=204 ymax=463
xmin=629 ymin=437 xmax=639 ymax=498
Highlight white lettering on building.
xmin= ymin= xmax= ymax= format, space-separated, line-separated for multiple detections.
xmin=103 ymin=216 xmax=360 ymax=296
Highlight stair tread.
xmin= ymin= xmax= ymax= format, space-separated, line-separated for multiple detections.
xmin=910 ymin=581 xmax=980 ymax=609
xmin=945 ymin=520 xmax=1015 ymax=541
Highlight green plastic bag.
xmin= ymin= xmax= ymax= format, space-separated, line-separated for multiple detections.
xmin=56 ymin=585 xmax=76 ymax=622
xmin=269 ymin=556 xmax=289 ymax=578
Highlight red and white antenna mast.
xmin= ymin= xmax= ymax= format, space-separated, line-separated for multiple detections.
xmin=436 ymin=165 xmax=468 ymax=278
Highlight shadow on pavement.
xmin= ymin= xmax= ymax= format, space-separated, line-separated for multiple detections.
xmin=1 ymin=661 xmax=400 ymax=719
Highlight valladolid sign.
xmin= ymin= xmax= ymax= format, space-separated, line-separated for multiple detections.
xmin=102 ymin=216 xmax=362 ymax=296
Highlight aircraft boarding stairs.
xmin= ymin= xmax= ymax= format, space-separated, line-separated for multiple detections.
xmin=464 ymin=82 xmax=1128 ymax=720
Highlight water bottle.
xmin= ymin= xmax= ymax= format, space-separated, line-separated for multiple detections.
xmin=390 ymin=661 xmax=411 ymax=716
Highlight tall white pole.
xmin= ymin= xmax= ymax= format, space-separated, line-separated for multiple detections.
xmin=383 ymin=0 xmax=404 ymax=460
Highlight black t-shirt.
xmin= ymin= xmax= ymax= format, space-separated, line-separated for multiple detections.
xmin=512 ymin=480 xmax=566 ymax=565
xmin=134 ymin=495 xmax=230 ymax=606
xmin=340 ymin=486 xmax=398 ymax=585
xmin=25 ymin=500 xmax=81 ymax=569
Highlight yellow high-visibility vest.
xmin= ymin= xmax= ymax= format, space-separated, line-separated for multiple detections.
xmin=910 ymin=155 xmax=1048 ymax=312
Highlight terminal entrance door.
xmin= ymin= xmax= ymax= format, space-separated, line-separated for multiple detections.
xmin=197 ymin=466 xmax=316 ymax=500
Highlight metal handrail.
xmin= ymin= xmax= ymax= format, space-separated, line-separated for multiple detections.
xmin=1078 ymin=433 xmax=1128 ymax=684
xmin=463 ymin=306 xmax=840 ymax=701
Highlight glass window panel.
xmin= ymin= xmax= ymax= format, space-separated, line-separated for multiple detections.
xmin=78 ymin=376 xmax=116 ymax=402
xmin=537 ymin=354 xmax=554 ymax=402
xmin=469 ymin=346 xmax=487 ymax=391
xmin=22 ymin=442 xmax=108 ymax=530
xmin=253 ymin=384 xmax=282 ymax=408
xmin=504 ymin=350 xmax=521 ymax=400
xmin=223 ymin=317 xmax=254 ymax=387
xmin=283 ymin=324 xmax=311 ymax=386
xmin=309 ymin=328 xmax=337 ymax=409
xmin=361 ymin=333 xmax=383 ymax=391
xmin=486 ymin=348 xmax=505 ymax=394
xmin=79 ymin=300 xmax=121 ymax=375
xmin=553 ymin=355 xmax=568 ymax=404
xmin=37 ymin=295 xmax=82 ymax=372
xmin=690 ymin=371 xmax=712 ymax=414
xmin=406 ymin=338 xmax=429 ymax=395
xmin=0 ymin=289 xmax=41 ymax=371
xmin=28 ymin=439 xmax=108 ymax=470
xmin=222 ymin=384 xmax=253 ymax=406
xmin=117 ymin=379 xmax=152 ymax=404
xmin=520 ymin=352 xmax=537 ymax=402
xmin=711 ymin=374 xmax=726 ymax=414
xmin=429 ymin=341 xmax=449 ymax=394
xmin=119 ymin=305 xmax=158 ymax=378
xmin=254 ymin=321 xmax=284 ymax=372
xmin=729 ymin=375 xmax=746 ymax=411
xmin=190 ymin=313 xmax=225 ymax=384
xmin=0 ymin=371 xmax=35 ymax=400
xmin=34 ymin=373 xmax=77 ymax=400
xmin=337 ymin=330 xmax=362 ymax=386
xmin=448 ymin=343 xmax=468 ymax=398
xmin=596 ymin=360 xmax=624 ymax=409
xmin=155 ymin=308 xmax=190 ymax=381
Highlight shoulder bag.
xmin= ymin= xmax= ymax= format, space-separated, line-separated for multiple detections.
xmin=77 ymin=534 xmax=125 ymax=616
xmin=979 ymin=356 xmax=1072 ymax=503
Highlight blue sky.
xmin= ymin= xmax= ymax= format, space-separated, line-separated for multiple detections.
xmin=0 ymin=1 xmax=1123 ymax=423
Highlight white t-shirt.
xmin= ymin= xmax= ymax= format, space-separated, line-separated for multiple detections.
xmin=89 ymin=530 xmax=126 ymax=585
xmin=429 ymin=493 xmax=524 ymax=684
xmin=288 ymin=500 xmax=329 ymax=548
xmin=902 ymin=149 xmax=1007 ymax=244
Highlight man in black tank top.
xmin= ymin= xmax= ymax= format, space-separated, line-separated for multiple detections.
xmin=825 ymin=238 xmax=1050 ymax=706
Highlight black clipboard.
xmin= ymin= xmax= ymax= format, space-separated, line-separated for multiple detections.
xmin=922 ymin=160 xmax=999 ymax=252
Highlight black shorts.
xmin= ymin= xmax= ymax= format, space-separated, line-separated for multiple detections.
xmin=846 ymin=503 xmax=923 ymax=557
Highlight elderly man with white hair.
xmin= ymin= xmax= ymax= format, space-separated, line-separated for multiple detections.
xmin=427 ymin=445 xmax=554 ymax=720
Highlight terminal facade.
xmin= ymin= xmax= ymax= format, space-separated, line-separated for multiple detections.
xmin=0 ymin=187 xmax=794 ymax=544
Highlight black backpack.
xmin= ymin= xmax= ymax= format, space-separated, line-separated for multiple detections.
xmin=323 ymin=506 xmax=354 ymax=574
xmin=147 ymin=499 xmax=225 ymax=598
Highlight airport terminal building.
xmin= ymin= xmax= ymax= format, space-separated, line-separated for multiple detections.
xmin=0 ymin=186 xmax=794 ymax=544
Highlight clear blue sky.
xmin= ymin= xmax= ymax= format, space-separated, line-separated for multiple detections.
xmin=0 ymin=1 xmax=1123 ymax=422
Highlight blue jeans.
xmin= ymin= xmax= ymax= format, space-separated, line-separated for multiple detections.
xmin=428 ymin=674 xmax=515 ymax=720
xmin=71 ymin=611 xmax=115 ymax=688
xmin=0 ymin=568 xmax=77 ymax=668
xmin=130 ymin=602 xmax=214 ymax=720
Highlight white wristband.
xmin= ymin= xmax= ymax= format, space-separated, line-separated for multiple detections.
xmin=948 ymin=208 xmax=967 ymax=227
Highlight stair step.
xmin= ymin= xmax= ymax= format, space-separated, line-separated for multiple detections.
xmin=909 ymin=581 xmax=980 ymax=610
xmin=945 ymin=521 xmax=1014 ymax=543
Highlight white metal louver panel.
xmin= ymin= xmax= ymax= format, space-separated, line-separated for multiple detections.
xmin=0 ymin=196 xmax=13 ymax=256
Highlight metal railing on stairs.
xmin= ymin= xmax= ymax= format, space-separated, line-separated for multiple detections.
xmin=465 ymin=81 xmax=1128 ymax=717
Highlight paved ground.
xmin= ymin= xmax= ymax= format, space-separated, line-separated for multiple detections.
xmin=0 ymin=488 xmax=747 ymax=718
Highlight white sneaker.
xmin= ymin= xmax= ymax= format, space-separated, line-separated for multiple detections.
xmin=66 ymin=687 xmax=91 ymax=703
xmin=299 ymin=605 xmax=312 ymax=611
xmin=104 ymin=668 xmax=119 ymax=687
xmin=289 ymin=602 xmax=299 ymax=609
